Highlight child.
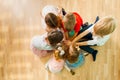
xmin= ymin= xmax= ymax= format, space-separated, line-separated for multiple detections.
xmin=45 ymin=46 xmax=65 ymax=73
xmin=30 ymin=30 xmax=63 ymax=57
xmin=44 ymin=13 xmax=60 ymax=32
xmin=45 ymin=42 xmax=76 ymax=75
xmin=70 ymin=16 xmax=116 ymax=61
xmin=41 ymin=5 xmax=65 ymax=32
xmin=65 ymin=46 xmax=85 ymax=69
xmin=62 ymin=12 xmax=83 ymax=41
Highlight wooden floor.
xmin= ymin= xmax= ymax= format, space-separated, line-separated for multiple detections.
xmin=0 ymin=0 xmax=120 ymax=80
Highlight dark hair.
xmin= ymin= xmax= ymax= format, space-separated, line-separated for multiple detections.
xmin=47 ymin=30 xmax=63 ymax=46
xmin=45 ymin=13 xmax=59 ymax=28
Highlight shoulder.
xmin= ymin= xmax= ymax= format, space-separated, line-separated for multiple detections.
xmin=73 ymin=12 xmax=83 ymax=32
xmin=31 ymin=33 xmax=48 ymax=49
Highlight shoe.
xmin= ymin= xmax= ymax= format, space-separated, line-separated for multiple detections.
xmin=62 ymin=8 xmax=66 ymax=15
xmin=94 ymin=16 xmax=99 ymax=23
xmin=82 ymin=22 xmax=89 ymax=28
xmin=92 ymin=50 xmax=98 ymax=61
xmin=70 ymin=70 xmax=75 ymax=75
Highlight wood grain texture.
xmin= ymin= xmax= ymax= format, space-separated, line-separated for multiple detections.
xmin=0 ymin=0 xmax=120 ymax=80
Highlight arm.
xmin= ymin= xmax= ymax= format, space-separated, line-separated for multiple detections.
xmin=68 ymin=32 xmax=78 ymax=41
xmin=75 ymin=39 xmax=98 ymax=46
xmin=65 ymin=32 xmax=78 ymax=41
xmin=64 ymin=31 xmax=69 ymax=40
xmin=69 ymin=29 xmax=91 ymax=55
xmin=75 ymin=41 xmax=88 ymax=46
xmin=72 ymin=29 xmax=90 ymax=43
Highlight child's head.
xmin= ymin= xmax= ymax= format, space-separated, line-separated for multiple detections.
xmin=94 ymin=16 xmax=116 ymax=36
xmin=67 ymin=46 xmax=80 ymax=63
xmin=63 ymin=12 xmax=76 ymax=31
xmin=45 ymin=13 xmax=59 ymax=29
xmin=47 ymin=30 xmax=63 ymax=46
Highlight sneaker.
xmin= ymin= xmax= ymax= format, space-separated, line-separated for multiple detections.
xmin=92 ymin=50 xmax=98 ymax=61
xmin=70 ymin=70 xmax=75 ymax=75
xmin=82 ymin=22 xmax=89 ymax=28
xmin=94 ymin=16 xmax=99 ymax=23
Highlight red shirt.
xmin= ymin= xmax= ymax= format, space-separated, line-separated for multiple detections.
xmin=62 ymin=12 xmax=83 ymax=33
xmin=73 ymin=12 xmax=83 ymax=32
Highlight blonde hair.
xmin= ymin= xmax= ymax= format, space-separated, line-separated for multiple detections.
xmin=54 ymin=42 xmax=69 ymax=60
xmin=54 ymin=50 xmax=63 ymax=60
xmin=64 ymin=13 xmax=76 ymax=31
xmin=94 ymin=16 xmax=116 ymax=36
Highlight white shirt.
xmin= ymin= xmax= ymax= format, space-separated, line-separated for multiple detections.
xmin=31 ymin=33 xmax=53 ymax=50
xmin=87 ymin=25 xmax=110 ymax=46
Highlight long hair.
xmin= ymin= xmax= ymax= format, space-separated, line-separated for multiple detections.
xmin=94 ymin=16 xmax=116 ymax=36
xmin=45 ymin=13 xmax=59 ymax=28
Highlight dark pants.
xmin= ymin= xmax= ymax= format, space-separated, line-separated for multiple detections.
xmin=77 ymin=24 xmax=97 ymax=55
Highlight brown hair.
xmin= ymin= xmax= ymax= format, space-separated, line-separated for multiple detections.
xmin=66 ymin=47 xmax=79 ymax=63
xmin=47 ymin=30 xmax=63 ymax=46
xmin=54 ymin=42 xmax=80 ymax=63
xmin=63 ymin=13 xmax=76 ymax=31
xmin=45 ymin=13 xmax=59 ymax=28
xmin=94 ymin=16 xmax=116 ymax=36
xmin=53 ymin=42 xmax=69 ymax=60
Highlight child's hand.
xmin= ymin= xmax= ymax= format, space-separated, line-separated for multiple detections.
xmin=63 ymin=40 xmax=72 ymax=46
xmin=69 ymin=45 xmax=74 ymax=55
xmin=75 ymin=42 xmax=79 ymax=46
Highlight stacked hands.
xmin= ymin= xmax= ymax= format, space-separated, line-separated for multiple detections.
xmin=63 ymin=40 xmax=80 ymax=55
xmin=30 ymin=5 xmax=116 ymax=75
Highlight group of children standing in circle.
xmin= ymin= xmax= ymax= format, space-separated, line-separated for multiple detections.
xmin=30 ymin=5 xmax=116 ymax=75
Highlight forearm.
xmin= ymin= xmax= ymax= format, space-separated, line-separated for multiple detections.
xmin=69 ymin=32 xmax=78 ymax=41
xmin=65 ymin=32 xmax=69 ymax=40
xmin=72 ymin=30 xmax=90 ymax=43
xmin=75 ymin=41 xmax=88 ymax=46
xmin=76 ymin=39 xmax=98 ymax=46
